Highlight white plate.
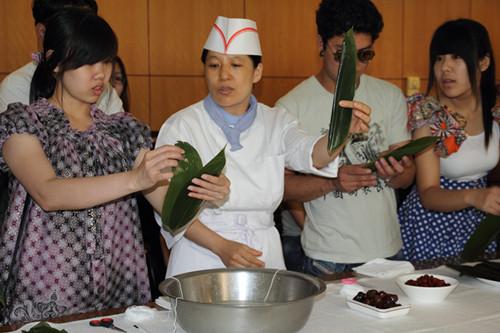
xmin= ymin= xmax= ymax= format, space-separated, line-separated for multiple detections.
xmin=477 ymin=277 xmax=500 ymax=288
xmin=346 ymin=299 xmax=410 ymax=319
xmin=347 ymin=299 xmax=410 ymax=318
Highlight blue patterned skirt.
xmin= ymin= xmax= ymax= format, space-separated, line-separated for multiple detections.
xmin=398 ymin=176 xmax=496 ymax=263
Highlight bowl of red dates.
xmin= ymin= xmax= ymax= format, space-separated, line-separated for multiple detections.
xmin=396 ymin=274 xmax=458 ymax=303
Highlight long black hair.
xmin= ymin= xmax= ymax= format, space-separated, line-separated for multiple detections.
xmin=32 ymin=0 xmax=98 ymax=24
xmin=427 ymin=18 xmax=496 ymax=147
xmin=112 ymin=56 xmax=130 ymax=112
xmin=30 ymin=8 xmax=118 ymax=103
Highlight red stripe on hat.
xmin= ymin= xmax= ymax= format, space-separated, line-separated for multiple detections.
xmin=213 ymin=24 xmax=258 ymax=53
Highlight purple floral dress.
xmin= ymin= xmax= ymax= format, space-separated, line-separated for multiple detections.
xmin=0 ymin=99 xmax=151 ymax=325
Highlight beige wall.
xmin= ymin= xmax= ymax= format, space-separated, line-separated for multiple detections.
xmin=1 ymin=0 xmax=499 ymax=130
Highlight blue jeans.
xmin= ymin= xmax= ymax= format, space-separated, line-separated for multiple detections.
xmin=281 ymin=236 xmax=305 ymax=272
xmin=303 ymin=256 xmax=361 ymax=277
xmin=303 ymin=252 xmax=403 ymax=277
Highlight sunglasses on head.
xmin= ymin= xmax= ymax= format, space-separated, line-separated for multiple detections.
xmin=332 ymin=48 xmax=376 ymax=63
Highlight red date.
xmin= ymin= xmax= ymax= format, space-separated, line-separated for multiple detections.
xmin=405 ymin=274 xmax=450 ymax=287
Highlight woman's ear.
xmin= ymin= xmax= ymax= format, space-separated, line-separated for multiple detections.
xmin=252 ymin=63 xmax=263 ymax=84
xmin=35 ymin=23 xmax=45 ymax=50
xmin=479 ymin=55 xmax=490 ymax=72
xmin=317 ymin=35 xmax=325 ymax=57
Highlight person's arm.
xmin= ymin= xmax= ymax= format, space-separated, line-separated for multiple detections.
xmin=311 ymin=100 xmax=371 ymax=168
xmin=284 ymin=165 xmax=377 ymax=202
xmin=487 ymin=158 xmax=500 ymax=186
xmin=284 ymin=200 xmax=306 ymax=229
xmin=414 ymin=126 xmax=500 ymax=214
xmin=2 ymin=133 xmax=182 ymax=211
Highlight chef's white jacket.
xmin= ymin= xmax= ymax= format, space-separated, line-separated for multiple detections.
xmin=155 ymin=100 xmax=338 ymax=277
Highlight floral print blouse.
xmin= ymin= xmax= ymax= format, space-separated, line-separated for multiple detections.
xmin=407 ymin=93 xmax=500 ymax=157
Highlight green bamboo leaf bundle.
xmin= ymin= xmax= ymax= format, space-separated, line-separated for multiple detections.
xmin=161 ymin=141 xmax=226 ymax=234
xmin=461 ymin=214 xmax=500 ymax=261
xmin=327 ymin=27 xmax=356 ymax=153
xmin=22 ymin=322 xmax=69 ymax=333
xmin=365 ymin=136 xmax=439 ymax=171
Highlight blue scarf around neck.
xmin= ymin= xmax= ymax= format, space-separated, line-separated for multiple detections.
xmin=203 ymin=94 xmax=257 ymax=151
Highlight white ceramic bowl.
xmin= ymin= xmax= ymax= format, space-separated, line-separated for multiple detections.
xmin=396 ymin=273 xmax=458 ymax=303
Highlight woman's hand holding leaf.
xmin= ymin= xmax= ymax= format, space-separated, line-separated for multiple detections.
xmin=374 ymin=155 xmax=413 ymax=182
xmin=466 ymin=186 xmax=500 ymax=215
xmin=216 ymin=239 xmax=264 ymax=268
xmin=133 ymin=145 xmax=184 ymax=191
xmin=188 ymin=173 xmax=230 ymax=203
xmin=342 ymin=100 xmax=371 ymax=134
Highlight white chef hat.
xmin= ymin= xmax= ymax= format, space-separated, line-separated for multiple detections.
xmin=203 ymin=16 xmax=262 ymax=56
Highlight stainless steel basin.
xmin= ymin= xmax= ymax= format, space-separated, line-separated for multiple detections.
xmin=159 ymin=268 xmax=325 ymax=333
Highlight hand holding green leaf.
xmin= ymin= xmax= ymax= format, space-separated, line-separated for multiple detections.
xmin=365 ymin=136 xmax=438 ymax=171
xmin=161 ymin=142 xmax=226 ymax=234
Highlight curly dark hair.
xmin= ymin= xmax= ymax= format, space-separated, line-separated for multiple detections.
xmin=316 ymin=0 xmax=383 ymax=48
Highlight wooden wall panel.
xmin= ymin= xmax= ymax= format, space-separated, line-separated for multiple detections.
xmin=246 ymin=0 xmax=321 ymax=77
xmin=254 ymin=77 xmax=304 ymax=107
xmin=0 ymin=0 xmax=35 ymax=73
xmin=149 ymin=0 xmax=244 ymax=75
xmin=403 ymin=0 xmax=469 ymax=78
xmin=386 ymin=79 xmax=404 ymax=92
xmin=471 ymin=0 xmax=500 ymax=81
xmin=98 ymin=0 xmax=149 ymax=75
xmin=367 ymin=0 xmax=403 ymax=79
xmin=150 ymin=77 xmax=207 ymax=131
xmin=128 ymin=76 xmax=150 ymax=124
xmin=1 ymin=0 xmax=499 ymax=128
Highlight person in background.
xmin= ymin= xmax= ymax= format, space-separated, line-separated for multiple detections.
xmin=154 ymin=16 xmax=372 ymax=277
xmin=398 ymin=18 xmax=500 ymax=266
xmin=0 ymin=9 xmax=229 ymax=325
xmin=278 ymin=0 xmax=415 ymax=276
xmin=0 ymin=0 xmax=123 ymax=115
xmin=111 ymin=56 xmax=129 ymax=112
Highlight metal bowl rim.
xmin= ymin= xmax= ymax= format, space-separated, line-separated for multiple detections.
xmin=159 ymin=267 xmax=326 ymax=307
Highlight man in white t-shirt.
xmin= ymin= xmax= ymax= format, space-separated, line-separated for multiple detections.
xmin=277 ymin=0 xmax=415 ymax=276
xmin=0 ymin=0 xmax=122 ymax=115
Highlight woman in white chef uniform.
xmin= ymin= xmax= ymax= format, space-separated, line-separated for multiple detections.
xmin=155 ymin=16 xmax=372 ymax=277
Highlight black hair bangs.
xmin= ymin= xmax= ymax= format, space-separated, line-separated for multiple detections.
xmin=60 ymin=14 xmax=117 ymax=70
xmin=429 ymin=24 xmax=477 ymax=68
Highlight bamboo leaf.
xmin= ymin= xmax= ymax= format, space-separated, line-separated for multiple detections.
xmin=327 ymin=27 xmax=356 ymax=153
xmin=461 ymin=214 xmax=500 ymax=262
xmin=161 ymin=142 xmax=226 ymax=234
xmin=22 ymin=322 xmax=69 ymax=333
xmin=365 ymin=136 xmax=439 ymax=171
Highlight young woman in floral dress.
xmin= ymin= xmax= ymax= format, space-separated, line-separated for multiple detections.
xmin=0 ymin=9 xmax=228 ymax=324
xmin=398 ymin=19 xmax=500 ymax=265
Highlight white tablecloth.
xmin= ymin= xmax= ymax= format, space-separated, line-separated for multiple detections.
xmin=10 ymin=266 xmax=500 ymax=333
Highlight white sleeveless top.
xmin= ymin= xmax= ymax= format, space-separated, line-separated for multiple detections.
xmin=441 ymin=122 xmax=499 ymax=181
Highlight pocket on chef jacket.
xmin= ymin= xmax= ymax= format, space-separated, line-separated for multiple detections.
xmin=225 ymin=153 xmax=285 ymax=211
